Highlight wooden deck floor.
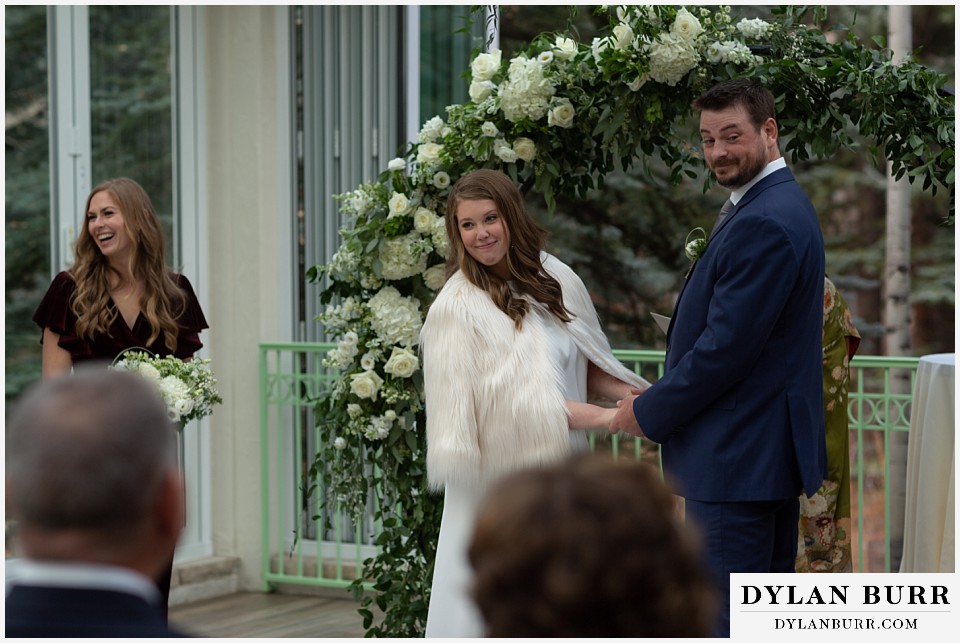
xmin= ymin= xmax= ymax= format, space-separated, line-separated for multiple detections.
xmin=168 ymin=591 xmax=367 ymax=638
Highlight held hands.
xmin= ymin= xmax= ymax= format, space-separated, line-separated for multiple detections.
xmin=609 ymin=387 xmax=646 ymax=437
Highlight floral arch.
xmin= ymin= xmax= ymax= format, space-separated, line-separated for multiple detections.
xmin=305 ymin=5 xmax=953 ymax=636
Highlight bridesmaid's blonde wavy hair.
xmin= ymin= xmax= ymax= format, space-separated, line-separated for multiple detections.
xmin=70 ymin=177 xmax=186 ymax=352
xmin=444 ymin=169 xmax=572 ymax=329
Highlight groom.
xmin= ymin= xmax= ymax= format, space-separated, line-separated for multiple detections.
xmin=611 ymin=77 xmax=826 ymax=637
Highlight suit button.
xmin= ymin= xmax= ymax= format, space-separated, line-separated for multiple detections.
xmin=666 ymin=344 xmax=671 ymax=352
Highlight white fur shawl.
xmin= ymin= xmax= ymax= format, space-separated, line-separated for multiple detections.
xmin=420 ymin=252 xmax=649 ymax=491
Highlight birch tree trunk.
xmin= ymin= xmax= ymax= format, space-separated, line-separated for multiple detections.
xmin=884 ymin=4 xmax=912 ymax=572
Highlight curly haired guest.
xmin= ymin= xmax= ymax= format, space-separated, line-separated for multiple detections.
xmin=33 ymin=177 xmax=208 ymax=379
xmin=468 ymin=455 xmax=716 ymax=638
xmin=31 ymin=177 xmax=209 ymax=619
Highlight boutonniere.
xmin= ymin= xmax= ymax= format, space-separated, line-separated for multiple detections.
xmin=683 ymin=227 xmax=708 ymax=278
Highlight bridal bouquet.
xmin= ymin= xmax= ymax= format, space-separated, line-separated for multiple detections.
xmin=111 ymin=349 xmax=223 ymax=427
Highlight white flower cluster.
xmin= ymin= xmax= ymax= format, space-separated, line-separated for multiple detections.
xmin=646 ymin=8 xmax=703 ymax=86
xmin=379 ymin=231 xmax=430 ymax=280
xmin=704 ymin=41 xmax=758 ymax=65
xmin=736 ymin=17 xmax=773 ymax=40
xmin=368 ymin=286 xmax=422 ymax=347
xmin=111 ymin=350 xmax=222 ymax=425
xmin=499 ymin=56 xmax=556 ymax=123
xmin=325 ymin=330 xmax=360 ymax=370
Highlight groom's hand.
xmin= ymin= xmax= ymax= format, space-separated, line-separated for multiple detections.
xmin=609 ymin=394 xmax=645 ymax=437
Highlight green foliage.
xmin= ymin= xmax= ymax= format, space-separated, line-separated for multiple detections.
xmin=307 ymin=5 xmax=954 ymax=637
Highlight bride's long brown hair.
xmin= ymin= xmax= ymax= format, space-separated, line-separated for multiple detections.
xmin=444 ymin=169 xmax=572 ymax=329
xmin=70 ymin=177 xmax=186 ymax=351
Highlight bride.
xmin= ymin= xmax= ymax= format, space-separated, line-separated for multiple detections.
xmin=420 ymin=169 xmax=649 ymax=637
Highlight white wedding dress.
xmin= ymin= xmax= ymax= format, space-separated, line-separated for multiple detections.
xmin=424 ymin=308 xmax=589 ymax=637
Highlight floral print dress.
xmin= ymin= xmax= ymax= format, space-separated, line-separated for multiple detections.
xmin=797 ymin=277 xmax=861 ymax=572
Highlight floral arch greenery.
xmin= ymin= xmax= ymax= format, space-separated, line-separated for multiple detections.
xmin=305 ymin=5 xmax=953 ymax=637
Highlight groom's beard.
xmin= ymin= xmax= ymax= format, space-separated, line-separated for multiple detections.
xmin=711 ymin=139 xmax=767 ymax=189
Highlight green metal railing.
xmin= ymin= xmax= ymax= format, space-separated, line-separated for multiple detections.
xmin=260 ymin=342 xmax=918 ymax=589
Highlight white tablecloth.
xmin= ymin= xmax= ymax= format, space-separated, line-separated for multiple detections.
xmin=899 ymin=353 xmax=955 ymax=573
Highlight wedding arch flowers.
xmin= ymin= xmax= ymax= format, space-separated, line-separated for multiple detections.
xmin=305 ymin=5 xmax=953 ymax=637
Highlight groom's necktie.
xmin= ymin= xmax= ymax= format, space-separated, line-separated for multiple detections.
xmin=710 ymin=198 xmax=734 ymax=238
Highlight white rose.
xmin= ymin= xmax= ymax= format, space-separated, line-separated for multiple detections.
xmin=433 ymin=171 xmax=451 ymax=189
xmin=481 ymin=121 xmax=499 ymax=137
xmin=350 ymin=370 xmax=383 ymax=401
xmin=469 ymin=80 xmax=496 ymax=103
xmin=671 ymin=8 xmax=704 ymax=42
xmin=513 ymin=137 xmax=536 ymax=162
xmin=537 ymin=51 xmax=554 ymax=65
xmin=553 ymin=36 xmax=578 ymax=61
xmin=423 ymin=264 xmax=447 ymax=290
xmin=470 ymin=48 xmax=502 ymax=81
xmin=612 ymin=23 xmax=634 ymax=51
xmin=493 ymin=139 xmax=518 ymax=163
xmin=547 ymin=99 xmax=575 ymax=128
xmin=384 ymin=346 xmax=419 ymax=379
xmin=387 ymin=157 xmax=406 ymax=172
xmin=174 ymin=398 xmax=195 ymax=419
xmin=333 ymin=437 xmax=347 ymax=450
xmin=342 ymin=330 xmax=359 ymax=347
xmin=414 ymin=207 xmax=437 ymax=233
xmin=417 ymin=142 xmax=443 ymax=167
xmin=360 ymin=351 xmax=377 ymax=371
xmin=388 ymin=191 xmax=410 ymax=217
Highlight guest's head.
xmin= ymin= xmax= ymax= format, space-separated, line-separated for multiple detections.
xmin=468 ymin=455 xmax=716 ymax=637
xmin=76 ymin=177 xmax=168 ymax=276
xmin=693 ymin=78 xmax=780 ymax=189
xmin=5 ymin=370 xmax=184 ymax=581
xmin=444 ymin=169 xmax=571 ymax=328
xmin=71 ymin=177 xmax=186 ymax=350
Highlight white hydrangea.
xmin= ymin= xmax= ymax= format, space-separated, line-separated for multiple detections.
xmin=384 ymin=346 xmax=419 ymax=378
xmin=418 ymin=116 xmax=445 ymax=143
xmin=379 ymin=231 xmax=429 ymax=280
xmin=347 ymin=403 xmax=363 ymax=419
xmin=363 ymin=413 xmax=394 ymax=440
xmin=553 ymin=36 xmax=578 ymax=61
xmin=499 ymin=56 xmax=556 ymax=123
xmin=158 ymin=375 xmax=191 ymax=421
xmin=737 ymin=17 xmax=772 ymax=40
xmin=368 ymin=286 xmax=423 ymax=347
xmin=513 ymin=137 xmax=536 ymax=162
xmin=429 ymin=221 xmax=448 ymax=259
xmin=647 ymin=31 xmax=700 ymax=86
xmin=470 ymin=48 xmax=502 ymax=81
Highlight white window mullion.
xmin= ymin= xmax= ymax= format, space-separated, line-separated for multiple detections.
xmin=48 ymin=5 xmax=92 ymax=274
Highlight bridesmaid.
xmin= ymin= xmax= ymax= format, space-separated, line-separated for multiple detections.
xmin=32 ymin=176 xmax=209 ymax=620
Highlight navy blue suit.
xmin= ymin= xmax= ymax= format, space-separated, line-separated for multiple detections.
xmin=633 ymin=166 xmax=826 ymax=636
xmin=5 ymin=585 xmax=188 ymax=638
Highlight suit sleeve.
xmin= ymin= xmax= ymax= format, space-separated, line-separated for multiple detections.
xmin=635 ymin=211 xmax=803 ymax=442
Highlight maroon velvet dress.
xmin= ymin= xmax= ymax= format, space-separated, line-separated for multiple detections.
xmin=32 ymin=271 xmax=208 ymax=366
xmin=31 ymin=270 xmax=208 ymax=621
